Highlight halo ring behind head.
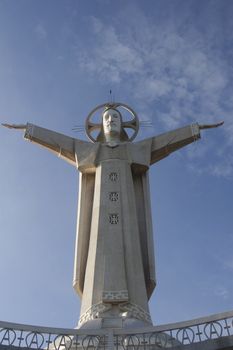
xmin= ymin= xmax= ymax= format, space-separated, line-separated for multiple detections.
xmin=85 ymin=102 xmax=139 ymax=142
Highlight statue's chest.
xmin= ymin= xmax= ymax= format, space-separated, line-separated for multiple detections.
xmin=76 ymin=141 xmax=151 ymax=173
xmin=96 ymin=144 xmax=130 ymax=163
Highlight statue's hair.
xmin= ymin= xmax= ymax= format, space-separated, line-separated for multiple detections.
xmin=97 ymin=107 xmax=129 ymax=142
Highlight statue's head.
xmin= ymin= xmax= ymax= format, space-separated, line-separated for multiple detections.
xmin=85 ymin=102 xmax=139 ymax=143
xmin=102 ymin=108 xmax=122 ymax=136
xmin=97 ymin=107 xmax=129 ymax=142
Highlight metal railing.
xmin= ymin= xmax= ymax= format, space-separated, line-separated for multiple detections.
xmin=1 ymin=310 xmax=233 ymax=349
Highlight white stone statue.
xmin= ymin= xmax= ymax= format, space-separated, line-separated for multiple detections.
xmin=2 ymin=102 xmax=223 ymax=329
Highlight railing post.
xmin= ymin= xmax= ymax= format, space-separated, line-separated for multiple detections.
xmin=107 ymin=329 xmax=114 ymax=350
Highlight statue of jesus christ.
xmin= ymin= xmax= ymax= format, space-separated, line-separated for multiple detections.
xmin=2 ymin=102 xmax=223 ymax=329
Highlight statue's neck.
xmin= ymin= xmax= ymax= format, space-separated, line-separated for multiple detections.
xmin=104 ymin=133 xmax=120 ymax=144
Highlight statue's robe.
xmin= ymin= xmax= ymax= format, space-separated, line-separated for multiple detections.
xmin=24 ymin=123 xmax=200 ymax=325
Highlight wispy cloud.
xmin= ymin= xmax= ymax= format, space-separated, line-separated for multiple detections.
xmin=220 ymin=254 xmax=233 ymax=272
xmin=78 ymin=16 xmax=144 ymax=83
xmin=187 ymin=151 xmax=233 ymax=179
xmin=74 ymin=6 xmax=233 ymax=177
xmin=209 ymin=157 xmax=233 ymax=178
xmin=223 ymin=257 xmax=233 ymax=271
xmin=200 ymin=281 xmax=230 ymax=300
xmin=35 ymin=24 xmax=47 ymax=40
xmin=214 ymin=286 xmax=229 ymax=300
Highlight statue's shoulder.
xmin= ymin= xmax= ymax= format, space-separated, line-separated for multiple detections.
xmin=128 ymin=138 xmax=152 ymax=150
xmin=75 ymin=139 xmax=100 ymax=158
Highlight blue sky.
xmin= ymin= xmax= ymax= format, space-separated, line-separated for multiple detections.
xmin=0 ymin=0 xmax=233 ymax=328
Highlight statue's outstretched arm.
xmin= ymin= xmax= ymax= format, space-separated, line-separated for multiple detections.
xmin=2 ymin=123 xmax=76 ymax=165
xmin=150 ymin=121 xmax=224 ymax=165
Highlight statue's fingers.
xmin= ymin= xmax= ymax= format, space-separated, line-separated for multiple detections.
xmin=216 ymin=121 xmax=224 ymax=127
xmin=199 ymin=121 xmax=224 ymax=130
xmin=1 ymin=123 xmax=26 ymax=129
xmin=1 ymin=123 xmax=15 ymax=129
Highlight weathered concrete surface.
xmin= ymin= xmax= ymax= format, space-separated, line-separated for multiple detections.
xmin=22 ymin=121 xmax=201 ymax=328
xmin=4 ymin=114 xmax=206 ymax=329
xmin=3 ymin=104 xmax=224 ymax=329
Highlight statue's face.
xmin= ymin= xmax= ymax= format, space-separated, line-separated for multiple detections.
xmin=102 ymin=109 xmax=121 ymax=136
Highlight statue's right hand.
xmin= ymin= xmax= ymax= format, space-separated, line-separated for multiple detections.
xmin=1 ymin=123 xmax=27 ymax=130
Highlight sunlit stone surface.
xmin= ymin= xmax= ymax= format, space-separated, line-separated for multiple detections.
xmin=2 ymin=103 xmax=223 ymax=335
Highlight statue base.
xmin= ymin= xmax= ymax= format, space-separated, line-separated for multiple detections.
xmin=78 ymin=316 xmax=151 ymax=330
xmin=77 ymin=317 xmax=181 ymax=348
xmin=78 ymin=302 xmax=153 ymax=329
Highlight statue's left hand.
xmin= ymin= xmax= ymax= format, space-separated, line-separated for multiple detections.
xmin=2 ymin=123 xmax=27 ymax=130
xmin=199 ymin=121 xmax=224 ymax=130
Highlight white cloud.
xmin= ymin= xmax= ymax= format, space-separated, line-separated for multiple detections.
xmin=225 ymin=122 xmax=233 ymax=145
xmin=214 ymin=286 xmax=229 ymax=300
xmin=35 ymin=24 xmax=47 ymax=40
xmin=74 ymin=10 xmax=233 ymax=177
xmin=224 ymin=259 xmax=233 ymax=271
xmin=187 ymin=154 xmax=233 ymax=179
xmin=209 ymin=158 xmax=233 ymax=178
xmin=90 ymin=16 xmax=103 ymax=34
xmin=200 ymin=279 xmax=230 ymax=300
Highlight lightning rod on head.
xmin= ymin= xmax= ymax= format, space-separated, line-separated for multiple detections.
xmin=109 ymin=89 xmax=115 ymax=104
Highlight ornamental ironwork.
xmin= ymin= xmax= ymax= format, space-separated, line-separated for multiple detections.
xmin=1 ymin=310 xmax=233 ymax=349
